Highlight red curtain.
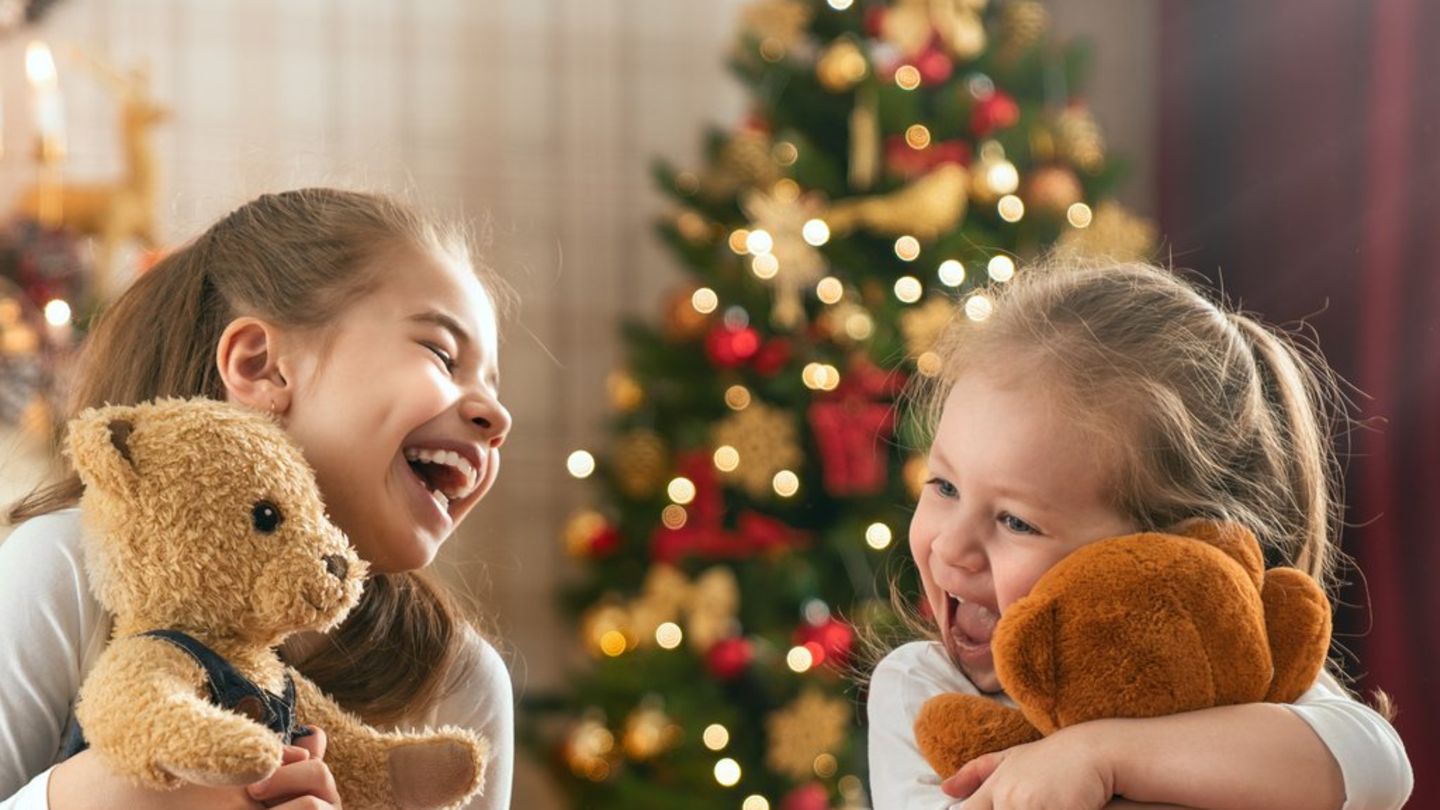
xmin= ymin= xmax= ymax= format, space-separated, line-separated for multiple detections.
xmin=1158 ymin=0 xmax=1438 ymax=801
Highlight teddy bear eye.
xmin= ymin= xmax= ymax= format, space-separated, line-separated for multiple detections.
xmin=252 ymin=500 xmax=283 ymax=533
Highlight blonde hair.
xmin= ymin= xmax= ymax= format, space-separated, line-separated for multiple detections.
xmin=8 ymin=188 xmax=500 ymax=725
xmin=910 ymin=259 xmax=1347 ymax=591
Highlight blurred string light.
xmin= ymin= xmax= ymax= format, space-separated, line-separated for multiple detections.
xmin=786 ymin=644 xmax=814 ymax=672
xmin=987 ymin=255 xmax=1016 ymax=282
xmin=752 ymin=253 xmax=780 ymax=279
xmin=703 ymin=723 xmax=730 ymax=751
xmin=895 ymin=65 xmax=921 ymax=90
xmin=894 ymin=276 xmax=923 ymax=303
xmin=894 ymin=235 xmax=921 ymax=261
xmin=655 ymin=622 xmax=683 ymax=650
xmin=742 ymin=796 xmax=771 ymax=810
xmin=802 ymin=218 xmax=830 ymax=246
xmin=865 ymin=522 xmax=893 ymax=550
xmin=965 ymin=293 xmax=994 ymax=321
xmin=815 ymin=276 xmax=844 ymax=304
xmin=773 ymin=470 xmax=800 ymax=497
xmin=714 ymin=757 xmax=742 ymax=787
xmin=714 ymin=445 xmax=740 ymax=472
xmin=567 ymin=450 xmax=596 ymax=479
xmin=1067 ymin=202 xmax=1094 ymax=228
xmin=745 ymin=229 xmax=774 ymax=255
xmin=661 ymin=504 xmax=687 ymax=529
xmin=725 ymin=385 xmax=752 ymax=410
xmin=691 ymin=287 xmax=718 ymax=314
xmin=998 ymin=194 xmax=1025 ymax=223
xmin=938 ymin=259 xmax=965 ymax=287
xmin=905 ymin=124 xmax=931 ymax=150
xmin=668 ymin=476 xmax=696 ymax=504
xmin=728 ymin=229 xmax=750 ymax=254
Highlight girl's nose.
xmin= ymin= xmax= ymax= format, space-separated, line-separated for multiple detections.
xmin=931 ymin=522 xmax=986 ymax=574
xmin=463 ymin=393 xmax=512 ymax=447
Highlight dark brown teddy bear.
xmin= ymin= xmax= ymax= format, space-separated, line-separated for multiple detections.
xmin=915 ymin=519 xmax=1332 ymax=776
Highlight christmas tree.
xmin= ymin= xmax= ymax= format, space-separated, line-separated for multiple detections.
xmin=525 ymin=1 xmax=1153 ymax=807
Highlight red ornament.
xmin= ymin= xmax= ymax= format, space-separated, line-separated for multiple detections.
xmin=781 ymin=782 xmax=830 ymax=810
xmin=705 ymin=324 xmax=761 ymax=368
xmin=706 ymin=636 xmax=755 ymax=680
xmin=751 ymin=337 xmax=792 ymax=377
xmin=587 ymin=524 xmax=621 ymax=557
xmin=793 ymin=618 xmax=854 ymax=669
xmin=970 ymin=91 xmax=1020 ymax=138
xmin=915 ymin=46 xmax=954 ymax=84
xmin=808 ymin=399 xmax=894 ymax=496
xmin=885 ymin=136 xmax=971 ymax=179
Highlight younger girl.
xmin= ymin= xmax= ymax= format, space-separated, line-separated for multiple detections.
xmin=0 ymin=188 xmax=515 ymax=809
xmin=869 ymin=261 xmax=1412 ymax=809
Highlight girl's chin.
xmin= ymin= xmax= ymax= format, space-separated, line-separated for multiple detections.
xmin=944 ymin=636 xmax=1002 ymax=693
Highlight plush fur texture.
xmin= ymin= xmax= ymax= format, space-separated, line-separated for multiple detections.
xmin=65 ymin=397 xmax=487 ymax=809
xmin=914 ymin=519 xmax=1332 ymax=777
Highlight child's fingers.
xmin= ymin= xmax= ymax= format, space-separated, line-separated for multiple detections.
xmin=292 ymin=725 xmax=327 ymax=761
xmin=280 ymin=745 xmax=310 ymax=765
xmin=245 ymin=759 xmax=340 ymax=806
xmin=942 ymin=751 xmax=1003 ymax=798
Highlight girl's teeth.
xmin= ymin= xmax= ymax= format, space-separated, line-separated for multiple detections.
xmin=403 ymin=447 xmax=479 ymax=500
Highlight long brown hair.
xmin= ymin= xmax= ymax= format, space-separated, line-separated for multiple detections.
xmin=8 ymin=188 xmax=498 ymax=724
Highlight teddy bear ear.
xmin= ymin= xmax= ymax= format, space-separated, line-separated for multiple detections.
xmin=64 ymin=404 xmax=144 ymax=497
xmin=1169 ymin=518 xmax=1264 ymax=586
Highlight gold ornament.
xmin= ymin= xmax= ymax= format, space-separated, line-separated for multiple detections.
xmin=880 ymin=0 xmax=934 ymax=58
xmin=609 ymin=564 xmax=742 ymax=653
xmin=673 ymin=209 xmax=716 ymax=244
xmin=700 ymin=130 xmax=783 ymax=201
xmin=816 ymin=39 xmax=869 ymax=93
xmin=1054 ymin=201 xmax=1157 ymax=263
xmin=899 ymin=296 xmax=955 ymax=357
xmin=613 ymin=430 xmax=669 ymax=498
xmin=564 ymin=712 xmax=620 ymax=781
xmin=849 ymin=85 xmax=881 ymax=191
xmin=711 ymin=401 xmax=803 ymax=497
xmin=565 ymin=510 xmax=609 ymax=557
xmin=622 ymin=698 xmax=682 ymax=761
xmin=1054 ymin=106 xmax=1106 ymax=173
xmin=740 ymin=0 xmax=814 ymax=57
xmin=607 ymin=370 xmax=645 ymax=412
xmin=825 ymin=163 xmax=969 ymax=240
xmin=741 ymin=186 xmax=829 ymax=328
xmin=931 ymin=1 xmax=988 ymax=60
xmin=1023 ymin=165 xmax=1084 ymax=214
xmin=766 ymin=690 xmax=851 ymax=781
xmin=581 ymin=602 xmax=633 ymax=658
xmin=996 ymin=0 xmax=1050 ymax=61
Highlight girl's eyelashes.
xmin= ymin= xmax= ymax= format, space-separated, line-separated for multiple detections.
xmin=422 ymin=342 xmax=457 ymax=374
xmin=999 ymin=511 xmax=1039 ymax=535
xmin=924 ymin=477 xmax=958 ymax=499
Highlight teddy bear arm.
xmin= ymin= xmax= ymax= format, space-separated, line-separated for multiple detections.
xmin=1261 ymin=567 xmax=1332 ymax=703
xmin=914 ymin=693 xmax=1042 ymax=777
xmin=77 ymin=637 xmax=283 ymax=788
xmin=291 ymin=670 xmax=488 ymax=810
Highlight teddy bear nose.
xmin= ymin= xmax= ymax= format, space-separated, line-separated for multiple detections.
xmin=323 ymin=554 xmax=348 ymax=580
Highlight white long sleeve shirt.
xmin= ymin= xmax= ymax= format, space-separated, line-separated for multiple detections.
xmin=0 ymin=509 xmax=514 ymax=810
xmin=868 ymin=640 xmax=1413 ymax=810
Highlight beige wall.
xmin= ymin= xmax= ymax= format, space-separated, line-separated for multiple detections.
xmin=0 ymin=2 xmax=1154 ymax=805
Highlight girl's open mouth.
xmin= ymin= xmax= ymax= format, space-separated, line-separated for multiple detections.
xmin=944 ymin=593 xmax=999 ymax=665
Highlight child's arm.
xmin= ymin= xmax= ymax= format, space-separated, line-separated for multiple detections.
xmin=0 ymin=512 xmax=108 ymax=803
xmin=948 ymin=673 xmax=1410 ymax=810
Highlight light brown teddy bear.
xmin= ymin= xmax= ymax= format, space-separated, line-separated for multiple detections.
xmin=914 ymin=519 xmax=1332 ymax=777
xmin=63 ymin=397 xmax=487 ymax=809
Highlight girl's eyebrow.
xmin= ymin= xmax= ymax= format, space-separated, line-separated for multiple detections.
xmin=407 ymin=310 xmax=471 ymax=348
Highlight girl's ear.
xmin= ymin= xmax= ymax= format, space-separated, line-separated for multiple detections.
xmin=215 ymin=316 xmax=292 ymax=415
xmin=65 ymin=404 xmax=143 ymax=498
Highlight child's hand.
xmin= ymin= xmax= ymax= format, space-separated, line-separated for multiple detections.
xmin=49 ymin=726 xmax=341 ymax=810
xmin=246 ymin=725 xmax=342 ymax=808
xmin=941 ymin=724 xmax=1115 ymax=810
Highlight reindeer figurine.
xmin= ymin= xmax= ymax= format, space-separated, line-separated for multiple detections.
xmin=18 ymin=57 xmax=169 ymax=299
